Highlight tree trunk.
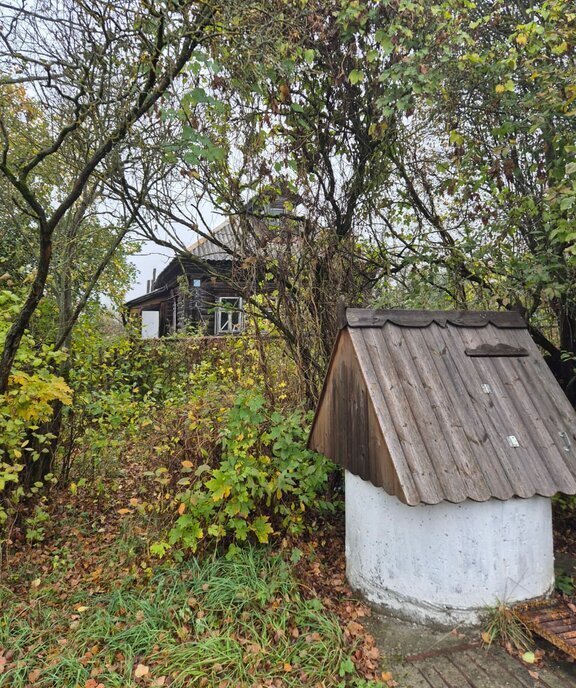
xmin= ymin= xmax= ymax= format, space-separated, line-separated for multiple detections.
xmin=0 ymin=229 xmax=52 ymax=393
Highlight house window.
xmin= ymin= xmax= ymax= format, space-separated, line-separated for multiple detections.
xmin=215 ymin=297 xmax=244 ymax=334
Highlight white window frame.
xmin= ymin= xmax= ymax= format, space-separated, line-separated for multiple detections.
xmin=215 ymin=296 xmax=244 ymax=335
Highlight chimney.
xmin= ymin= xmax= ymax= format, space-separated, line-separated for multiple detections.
xmin=152 ymin=268 xmax=157 ymax=290
xmin=146 ymin=279 xmax=151 ymax=293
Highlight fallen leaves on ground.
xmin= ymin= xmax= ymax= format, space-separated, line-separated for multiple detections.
xmin=2 ymin=465 xmax=384 ymax=687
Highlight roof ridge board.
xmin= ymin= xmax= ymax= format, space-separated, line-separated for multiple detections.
xmin=345 ymin=308 xmax=526 ymax=329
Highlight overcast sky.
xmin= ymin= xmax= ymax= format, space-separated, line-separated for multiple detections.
xmin=125 ymin=242 xmax=174 ymax=301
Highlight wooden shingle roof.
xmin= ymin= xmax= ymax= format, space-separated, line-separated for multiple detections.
xmin=309 ymin=309 xmax=576 ymax=505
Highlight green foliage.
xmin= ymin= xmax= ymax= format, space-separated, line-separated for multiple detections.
xmin=168 ymin=390 xmax=334 ymax=553
xmin=0 ymin=290 xmax=72 ymax=523
xmin=555 ymin=569 xmax=575 ymax=596
xmin=60 ymin=323 xmax=195 ymax=482
xmin=58 ymin=329 xmax=333 ymax=553
xmin=24 ymin=503 xmax=50 ymax=543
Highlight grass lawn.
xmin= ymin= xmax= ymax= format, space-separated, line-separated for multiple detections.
xmin=0 ymin=470 xmax=382 ymax=688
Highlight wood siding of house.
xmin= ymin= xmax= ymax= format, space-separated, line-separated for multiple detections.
xmin=127 ymin=258 xmax=245 ymax=337
xmin=175 ymin=270 xmax=243 ymax=335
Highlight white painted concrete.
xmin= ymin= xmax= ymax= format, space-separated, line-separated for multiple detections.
xmin=345 ymin=471 xmax=555 ymax=626
xmin=141 ymin=311 xmax=159 ymax=339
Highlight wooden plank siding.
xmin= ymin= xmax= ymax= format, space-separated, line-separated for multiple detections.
xmin=309 ymin=309 xmax=576 ymax=505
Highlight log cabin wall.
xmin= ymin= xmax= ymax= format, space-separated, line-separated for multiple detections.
xmin=175 ymin=261 xmax=243 ymax=335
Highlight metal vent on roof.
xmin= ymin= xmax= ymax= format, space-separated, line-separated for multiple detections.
xmin=465 ymin=343 xmax=529 ymax=357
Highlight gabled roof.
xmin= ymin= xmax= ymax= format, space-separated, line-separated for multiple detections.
xmin=309 ymin=308 xmax=576 ymax=505
xmin=128 ymin=220 xmax=235 ymax=305
xmin=185 ymin=219 xmax=236 ymax=262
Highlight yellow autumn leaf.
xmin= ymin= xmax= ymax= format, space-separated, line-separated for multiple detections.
xmin=134 ymin=663 xmax=149 ymax=678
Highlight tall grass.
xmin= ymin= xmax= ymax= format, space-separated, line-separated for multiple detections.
xmin=0 ymin=548 xmax=359 ymax=687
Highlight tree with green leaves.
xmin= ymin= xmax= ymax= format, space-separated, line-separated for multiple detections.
xmin=0 ymin=0 xmax=218 ymax=393
xmin=367 ymin=0 xmax=576 ymax=399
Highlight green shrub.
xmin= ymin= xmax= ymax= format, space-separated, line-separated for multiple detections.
xmin=166 ymin=390 xmax=334 ymax=554
xmin=0 ymin=290 xmax=72 ymax=524
xmin=57 ymin=330 xmax=333 ymax=550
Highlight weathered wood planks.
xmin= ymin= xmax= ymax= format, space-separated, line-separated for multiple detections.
xmin=308 ymin=309 xmax=576 ymax=505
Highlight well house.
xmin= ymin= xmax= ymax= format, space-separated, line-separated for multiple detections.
xmin=309 ymin=309 xmax=576 ymax=625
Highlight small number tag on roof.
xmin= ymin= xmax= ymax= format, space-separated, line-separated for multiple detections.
xmin=560 ymin=431 xmax=572 ymax=453
xmin=507 ymin=435 xmax=520 ymax=448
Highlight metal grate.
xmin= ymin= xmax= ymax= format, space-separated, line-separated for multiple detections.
xmin=516 ymin=598 xmax=576 ymax=659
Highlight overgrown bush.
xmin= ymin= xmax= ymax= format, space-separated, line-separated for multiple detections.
xmin=58 ymin=330 xmax=334 ymax=553
xmin=163 ymin=390 xmax=334 ymax=555
xmin=0 ymin=290 xmax=72 ymax=524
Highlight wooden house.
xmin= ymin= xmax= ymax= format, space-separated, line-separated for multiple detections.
xmin=125 ymin=220 xmax=244 ymax=337
xmin=309 ymin=308 xmax=576 ymax=625
xmin=125 ymin=195 xmax=299 ymax=338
